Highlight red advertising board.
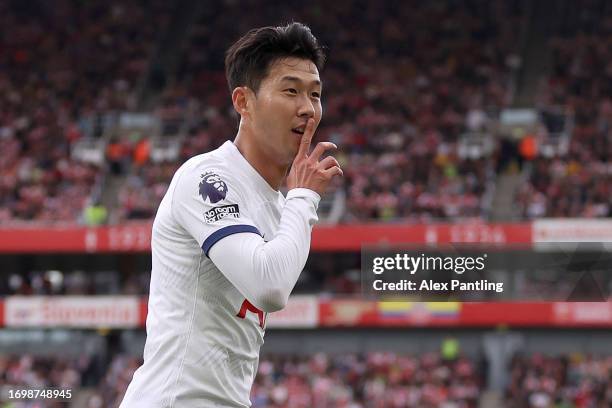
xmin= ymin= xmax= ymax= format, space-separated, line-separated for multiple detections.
xmin=265 ymin=295 xmax=319 ymax=328
xmin=552 ymin=302 xmax=612 ymax=325
xmin=317 ymin=300 xmax=612 ymax=328
xmin=4 ymin=296 xmax=141 ymax=328
xmin=5 ymin=219 xmax=612 ymax=252
xmin=312 ymin=223 xmax=532 ymax=251
xmin=1 ymin=297 xmax=611 ymax=328
xmin=534 ymin=219 xmax=612 ymax=243
xmin=0 ymin=222 xmax=532 ymax=253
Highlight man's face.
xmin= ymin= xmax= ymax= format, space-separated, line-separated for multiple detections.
xmin=247 ymin=57 xmax=322 ymax=165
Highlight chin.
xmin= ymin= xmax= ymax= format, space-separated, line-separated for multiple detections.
xmin=281 ymin=153 xmax=295 ymax=166
xmin=268 ymin=145 xmax=293 ymax=166
xmin=279 ymin=142 xmax=299 ymax=163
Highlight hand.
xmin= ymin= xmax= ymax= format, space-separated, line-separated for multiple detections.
xmin=287 ymin=118 xmax=343 ymax=195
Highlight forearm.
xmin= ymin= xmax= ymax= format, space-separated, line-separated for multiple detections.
xmin=208 ymin=188 xmax=320 ymax=312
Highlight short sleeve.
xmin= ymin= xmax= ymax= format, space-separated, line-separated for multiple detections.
xmin=171 ymin=166 xmax=262 ymax=256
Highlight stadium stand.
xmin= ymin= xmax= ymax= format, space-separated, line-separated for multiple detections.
xmin=1 ymin=1 xmax=611 ymax=407
xmin=3 ymin=350 xmax=610 ymax=407
xmin=251 ymin=352 xmax=482 ymax=407
xmin=507 ymin=353 xmax=612 ymax=407
xmin=119 ymin=0 xmax=527 ymax=222
xmin=1 ymin=352 xmax=482 ymax=408
xmin=1 ymin=0 xmax=608 ymax=223
xmin=0 ymin=0 xmax=170 ymax=222
xmin=516 ymin=0 xmax=611 ymax=218
xmin=1 ymin=0 xmax=532 ymax=223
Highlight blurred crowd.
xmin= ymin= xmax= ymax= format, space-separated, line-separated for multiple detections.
xmin=3 ymin=351 xmax=611 ymax=407
xmin=251 ymin=351 xmax=481 ymax=408
xmin=84 ymin=354 xmax=142 ymax=408
xmin=0 ymin=352 xmax=481 ymax=408
xmin=2 ymin=269 xmax=150 ymax=296
xmin=0 ymin=353 xmax=100 ymax=408
xmin=1 ymin=0 xmax=526 ymax=223
xmin=1 ymin=0 xmax=609 ymax=223
xmin=507 ymin=353 xmax=612 ymax=408
xmin=0 ymin=0 xmax=169 ymax=222
xmin=142 ymin=0 xmax=525 ymax=222
xmin=518 ymin=2 xmax=612 ymax=219
xmin=116 ymin=161 xmax=178 ymax=220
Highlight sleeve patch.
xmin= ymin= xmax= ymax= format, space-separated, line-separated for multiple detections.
xmin=199 ymin=171 xmax=228 ymax=204
xmin=204 ymin=204 xmax=240 ymax=223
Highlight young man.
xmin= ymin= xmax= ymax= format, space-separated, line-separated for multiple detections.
xmin=120 ymin=22 xmax=342 ymax=407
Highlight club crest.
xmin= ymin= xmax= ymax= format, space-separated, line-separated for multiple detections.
xmin=199 ymin=172 xmax=228 ymax=204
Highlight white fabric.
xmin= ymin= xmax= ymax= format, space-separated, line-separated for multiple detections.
xmin=120 ymin=141 xmax=318 ymax=408
xmin=209 ymin=188 xmax=319 ymax=312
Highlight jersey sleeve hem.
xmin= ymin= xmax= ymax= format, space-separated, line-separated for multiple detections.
xmin=286 ymin=188 xmax=321 ymax=204
xmin=202 ymin=224 xmax=263 ymax=257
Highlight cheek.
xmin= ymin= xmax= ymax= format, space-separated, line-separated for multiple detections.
xmin=312 ymin=106 xmax=323 ymax=130
xmin=315 ymin=101 xmax=323 ymax=120
xmin=255 ymin=98 xmax=287 ymax=128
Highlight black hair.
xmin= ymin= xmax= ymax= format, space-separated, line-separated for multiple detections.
xmin=225 ymin=22 xmax=325 ymax=95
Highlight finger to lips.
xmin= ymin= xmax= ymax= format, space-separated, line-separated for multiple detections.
xmin=297 ymin=118 xmax=315 ymax=158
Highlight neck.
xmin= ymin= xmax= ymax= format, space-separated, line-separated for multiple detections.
xmin=233 ymin=125 xmax=288 ymax=191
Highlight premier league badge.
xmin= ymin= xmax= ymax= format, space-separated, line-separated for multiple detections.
xmin=199 ymin=172 xmax=228 ymax=204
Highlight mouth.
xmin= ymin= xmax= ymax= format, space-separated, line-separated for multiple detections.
xmin=291 ymin=123 xmax=307 ymax=135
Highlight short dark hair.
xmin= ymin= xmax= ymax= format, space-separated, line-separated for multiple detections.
xmin=225 ymin=22 xmax=326 ymax=95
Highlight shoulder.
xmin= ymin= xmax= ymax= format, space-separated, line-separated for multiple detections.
xmin=174 ymin=147 xmax=245 ymax=206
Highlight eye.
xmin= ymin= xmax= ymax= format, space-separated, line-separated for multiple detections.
xmin=284 ymin=88 xmax=298 ymax=95
xmin=311 ymin=92 xmax=321 ymax=99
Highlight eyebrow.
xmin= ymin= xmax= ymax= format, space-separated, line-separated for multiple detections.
xmin=280 ymin=76 xmax=322 ymax=87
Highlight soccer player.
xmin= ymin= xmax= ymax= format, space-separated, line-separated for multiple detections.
xmin=120 ymin=22 xmax=342 ymax=407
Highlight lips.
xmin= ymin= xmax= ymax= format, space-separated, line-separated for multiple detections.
xmin=291 ymin=124 xmax=307 ymax=135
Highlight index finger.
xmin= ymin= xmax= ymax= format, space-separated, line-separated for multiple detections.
xmin=297 ymin=118 xmax=315 ymax=158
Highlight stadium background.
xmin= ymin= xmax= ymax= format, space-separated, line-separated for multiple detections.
xmin=0 ymin=0 xmax=611 ymax=407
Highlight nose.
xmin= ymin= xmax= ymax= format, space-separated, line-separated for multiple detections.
xmin=296 ymin=94 xmax=315 ymax=119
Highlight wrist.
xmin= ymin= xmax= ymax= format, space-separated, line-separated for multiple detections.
xmin=286 ymin=188 xmax=321 ymax=208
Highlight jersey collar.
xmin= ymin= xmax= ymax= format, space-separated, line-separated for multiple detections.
xmin=223 ymin=141 xmax=281 ymax=200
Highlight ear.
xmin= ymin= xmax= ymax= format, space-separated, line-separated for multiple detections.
xmin=231 ymin=87 xmax=252 ymax=118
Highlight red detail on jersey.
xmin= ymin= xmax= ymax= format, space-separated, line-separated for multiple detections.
xmin=236 ymin=299 xmax=266 ymax=329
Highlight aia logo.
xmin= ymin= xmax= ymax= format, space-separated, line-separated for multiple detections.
xmin=236 ymin=299 xmax=266 ymax=329
xmin=199 ymin=172 xmax=227 ymax=204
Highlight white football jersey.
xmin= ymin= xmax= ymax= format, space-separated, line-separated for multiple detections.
xmin=121 ymin=141 xmax=286 ymax=407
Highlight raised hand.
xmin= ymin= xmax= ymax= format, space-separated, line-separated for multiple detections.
xmin=287 ymin=118 xmax=343 ymax=195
